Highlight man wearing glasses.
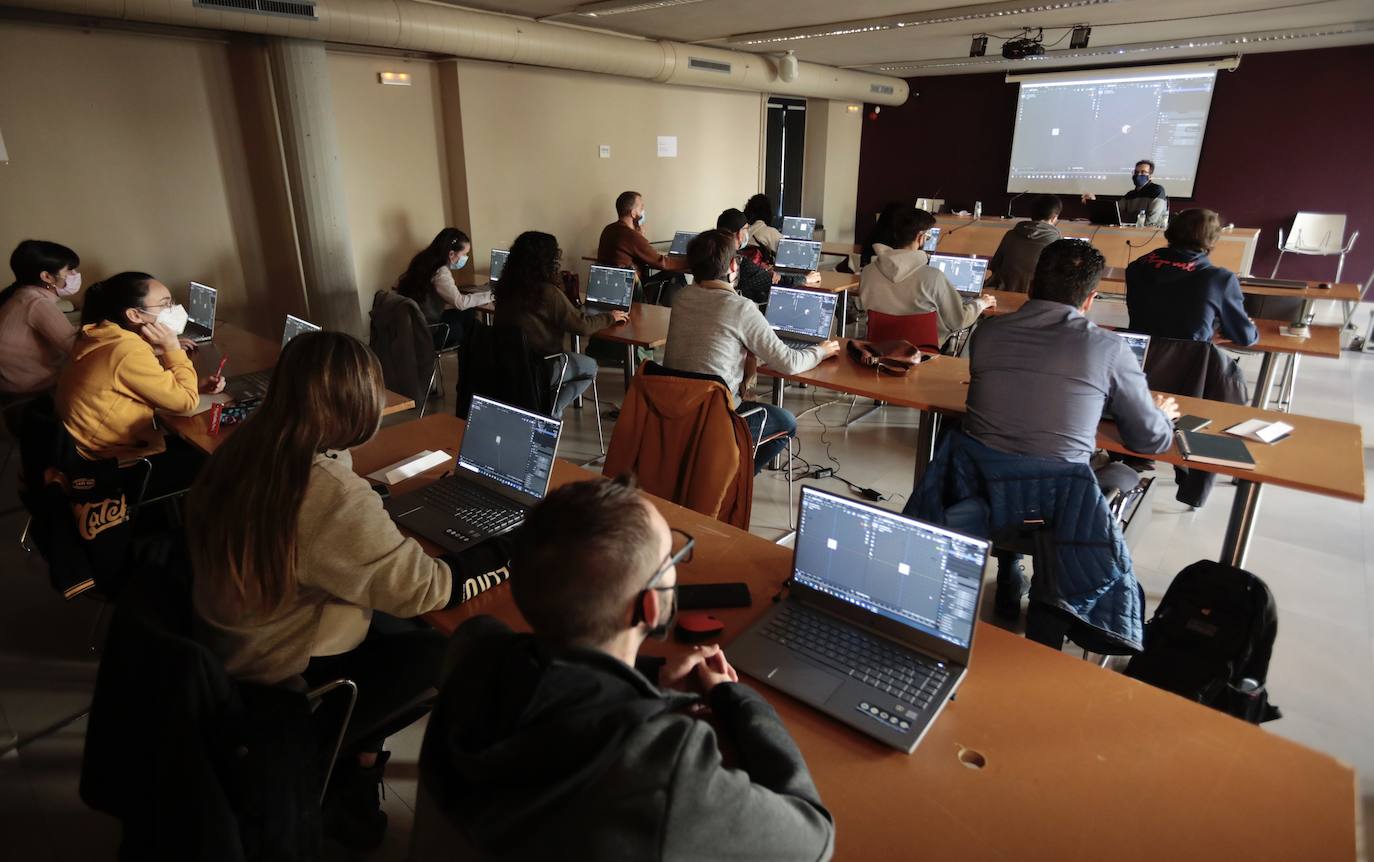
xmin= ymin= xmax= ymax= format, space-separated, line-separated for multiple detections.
xmin=412 ymin=476 xmax=835 ymax=862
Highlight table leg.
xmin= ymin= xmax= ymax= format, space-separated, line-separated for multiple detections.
xmin=1220 ymin=479 xmax=1263 ymax=569
xmin=839 ymin=295 xmax=848 ymax=339
xmin=624 ymin=344 xmax=635 ymax=394
xmin=912 ymin=410 xmax=939 ymax=489
xmin=1249 ymin=352 xmax=1279 ymax=409
xmin=1277 ymin=354 xmax=1301 ymax=412
xmin=771 ymin=376 xmax=784 ymax=406
xmin=573 ymin=335 xmax=584 ymax=409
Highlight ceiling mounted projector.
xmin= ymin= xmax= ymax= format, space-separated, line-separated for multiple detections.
xmin=1003 ymin=28 xmax=1045 ymax=60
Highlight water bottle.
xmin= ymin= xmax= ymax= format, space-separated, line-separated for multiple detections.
xmin=973 ymin=201 xmax=983 ymax=220
xmin=1135 ymin=209 xmax=1146 ymax=228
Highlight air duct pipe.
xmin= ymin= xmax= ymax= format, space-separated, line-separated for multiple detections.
xmin=5 ymin=0 xmax=910 ymax=105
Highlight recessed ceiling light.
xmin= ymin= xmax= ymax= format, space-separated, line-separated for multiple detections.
xmin=570 ymin=0 xmax=710 ymax=17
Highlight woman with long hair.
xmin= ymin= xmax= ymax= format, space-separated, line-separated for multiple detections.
xmin=394 ymin=227 xmax=491 ymax=349
xmin=188 ymin=331 xmax=455 ymax=849
xmin=743 ymin=193 xmax=782 ymax=257
xmin=493 ymin=231 xmax=627 ymax=414
xmin=0 ymin=240 xmax=81 ymax=396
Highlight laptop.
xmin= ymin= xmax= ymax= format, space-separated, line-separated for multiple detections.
xmin=775 ymin=238 xmax=822 ymax=273
xmin=729 ymin=486 xmax=990 ymax=753
xmin=185 ymin=282 xmax=217 ymax=343
xmin=489 ymin=249 xmax=510 ymax=283
xmin=585 ymin=265 xmax=636 ymax=312
xmin=765 ymin=285 xmax=839 ymax=350
xmin=1087 ymin=199 xmax=1124 ymax=226
xmin=928 ymin=254 xmax=989 ymax=298
xmin=921 ymin=227 xmax=941 ymax=252
xmin=668 ymin=231 xmax=696 ymax=257
xmin=1114 ymin=331 xmax=1152 ymax=368
xmin=781 ymin=216 xmax=816 ymax=241
xmin=1239 ymin=276 xmax=1308 ymax=290
xmin=226 ymin=314 xmax=321 ymax=401
xmin=384 ymin=395 xmax=562 ymax=555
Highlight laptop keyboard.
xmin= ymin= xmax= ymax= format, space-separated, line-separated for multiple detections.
xmin=761 ymin=603 xmax=950 ymax=712
xmin=779 ymin=337 xmax=815 ymax=351
xmin=420 ymin=478 xmax=524 ymax=543
xmin=229 ymin=370 xmax=272 ymax=400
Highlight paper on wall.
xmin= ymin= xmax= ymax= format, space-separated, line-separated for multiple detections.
xmin=656 ymin=136 xmax=677 ymax=158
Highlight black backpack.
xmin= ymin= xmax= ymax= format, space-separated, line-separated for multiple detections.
xmin=1125 ymin=560 xmax=1281 ymax=723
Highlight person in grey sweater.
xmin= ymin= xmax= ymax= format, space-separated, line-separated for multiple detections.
xmin=412 ymin=477 xmax=835 ymax=862
xmin=663 ymin=229 xmax=839 ymax=471
xmin=986 ymin=194 xmax=1063 ymax=294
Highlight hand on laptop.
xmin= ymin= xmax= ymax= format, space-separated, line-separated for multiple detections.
xmin=178 ymin=336 xmax=200 ymax=352
xmin=1153 ymin=393 xmax=1181 ymax=422
xmin=817 ymin=339 xmax=842 ymax=360
xmin=610 ymin=309 xmax=631 ymax=324
xmin=978 ymin=295 xmax=997 ymax=313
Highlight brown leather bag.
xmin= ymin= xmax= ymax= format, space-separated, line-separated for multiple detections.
xmin=846 ymin=338 xmax=933 ymax=375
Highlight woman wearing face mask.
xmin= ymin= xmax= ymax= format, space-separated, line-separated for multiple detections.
xmin=394 ymin=228 xmax=492 ymax=350
xmin=0 ymin=240 xmax=82 ymax=397
xmin=55 ymin=272 xmax=224 ymax=493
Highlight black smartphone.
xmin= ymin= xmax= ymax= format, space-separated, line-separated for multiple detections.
xmin=677 ymin=582 xmax=752 ymax=610
xmin=1175 ymin=415 xmax=1212 ymax=433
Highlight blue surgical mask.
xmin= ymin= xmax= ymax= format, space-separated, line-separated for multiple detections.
xmin=1132 ymin=173 xmax=1150 ymax=188
xmin=637 ymin=210 xmax=647 ymax=225
xmin=449 ymin=255 xmax=468 ymax=271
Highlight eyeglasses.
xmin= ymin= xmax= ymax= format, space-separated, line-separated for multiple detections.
xmin=631 ymin=528 xmax=694 ymax=624
xmin=138 ymin=298 xmax=175 ymax=311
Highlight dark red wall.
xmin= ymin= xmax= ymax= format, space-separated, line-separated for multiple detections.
xmin=855 ymin=45 xmax=1374 ymax=282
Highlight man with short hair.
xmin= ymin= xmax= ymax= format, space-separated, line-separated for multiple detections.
xmin=663 ymin=230 xmax=840 ymax=472
xmin=986 ymin=194 xmax=1062 ymax=294
xmin=859 ymin=207 xmax=995 ymax=345
xmin=1082 ymin=159 xmax=1168 ymax=225
xmin=413 ymin=476 xmax=835 ymax=862
xmin=717 ymin=208 xmax=819 ymax=305
xmin=597 ymin=190 xmax=688 ymax=303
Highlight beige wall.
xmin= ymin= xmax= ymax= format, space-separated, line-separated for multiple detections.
xmin=801 ymin=99 xmax=863 ymax=245
xmin=449 ymin=60 xmax=764 ymax=275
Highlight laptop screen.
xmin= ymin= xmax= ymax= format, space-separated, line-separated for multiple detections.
xmin=587 ymin=265 xmax=636 ymax=309
xmin=775 ymin=239 xmax=822 ymax=271
xmin=922 ymin=227 xmax=941 ymax=252
xmin=489 ymin=249 xmax=510 ymax=282
xmin=781 ymin=216 xmax=816 ymax=240
xmin=765 ymin=286 xmax=837 ymax=339
xmin=793 ymin=487 xmax=988 ymax=650
xmin=458 ymin=395 xmax=561 ymax=500
xmin=928 ymin=254 xmax=988 ymax=298
xmin=188 ymin=282 xmax=217 ymax=332
xmin=281 ymin=314 xmax=320 ymax=347
xmin=668 ymin=231 xmax=696 ymax=256
xmin=1114 ymin=331 xmax=1151 ymax=368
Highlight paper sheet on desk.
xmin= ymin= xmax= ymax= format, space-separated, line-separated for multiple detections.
xmin=366 ymin=450 xmax=453 ymax=485
xmin=168 ymin=393 xmax=234 ymax=417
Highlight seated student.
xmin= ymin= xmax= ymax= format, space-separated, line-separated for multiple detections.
xmin=743 ymin=193 xmax=783 ymax=257
xmin=1125 ymin=208 xmax=1257 ymax=347
xmin=663 ymin=230 xmax=839 ymax=473
xmin=55 ymin=272 xmax=224 ymax=495
xmin=986 ymin=194 xmax=1062 ymax=294
xmin=0 ymin=240 xmax=81 ymax=397
xmin=394 ymin=227 xmax=492 ymax=349
xmin=188 ymin=331 xmax=467 ymax=849
xmin=496 ymin=230 xmax=628 ymax=414
xmin=413 ymin=476 xmax=835 ymax=862
xmin=597 ymin=190 xmax=688 ymax=302
xmin=859 ymin=207 xmax=996 ymax=346
xmin=716 ymin=208 xmax=819 ymax=305
xmin=860 ymin=200 xmax=906 ymax=268
xmin=962 ymin=239 xmax=1179 ymax=612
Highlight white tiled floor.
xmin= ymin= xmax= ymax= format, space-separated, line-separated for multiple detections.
xmin=2 ymin=300 xmax=1370 ymax=860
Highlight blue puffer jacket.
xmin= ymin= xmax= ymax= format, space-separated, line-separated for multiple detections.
xmin=904 ymin=430 xmax=1144 ymax=651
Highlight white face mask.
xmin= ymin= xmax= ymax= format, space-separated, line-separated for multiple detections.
xmin=56 ymin=272 xmax=81 ymax=297
xmin=155 ymin=304 xmax=189 ymax=334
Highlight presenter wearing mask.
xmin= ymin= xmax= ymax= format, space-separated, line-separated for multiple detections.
xmin=1081 ymin=159 xmax=1168 ymax=226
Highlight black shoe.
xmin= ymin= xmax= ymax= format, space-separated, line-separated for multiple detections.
xmin=994 ymin=561 xmax=1027 ymax=620
xmin=322 ymin=750 xmax=389 ymax=850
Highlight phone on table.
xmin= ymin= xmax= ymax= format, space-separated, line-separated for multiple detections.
xmin=677 ymin=582 xmax=752 ymax=610
xmin=1174 ymin=415 xmax=1212 ymax=433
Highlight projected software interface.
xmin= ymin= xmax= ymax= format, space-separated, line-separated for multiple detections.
xmin=775 ymin=239 xmax=822 ymax=271
xmin=281 ymin=314 xmax=320 ymax=347
xmin=669 ymin=231 xmax=696 ymax=256
xmin=766 ymin=286 xmax=837 ymax=339
xmin=1007 ymin=69 xmax=1217 ymax=197
xmin=586 ymin=265 xmax=635 ymax=309
xmin=1114 ymin=332 xmax=1151 ymax=369
xmin=928 ymin=255 xmax=988 ymax=297
xmin=793 ymin=489 xmax=987 ymax=648
xmin=489 ymin=249 xmax=510 ymax=282
xmin=187 ymin=282 xmax=217 ymax=333
xmin=922 ymin=227 xmax=941 ymax=252
xmin=782 ymin=216 xmax=816 ymax=240
xmin=458 ymin=396 xmax=559 ymax=499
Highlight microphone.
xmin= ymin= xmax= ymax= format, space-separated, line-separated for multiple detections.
xmin=1007 ymin=189 xmax=1030 ymax=218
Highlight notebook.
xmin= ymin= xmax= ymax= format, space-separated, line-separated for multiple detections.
xmin=1225 ymin=419 xmax=1294 ymax=444
xmin=1175 ymin=430 xmax=1256 ymax=470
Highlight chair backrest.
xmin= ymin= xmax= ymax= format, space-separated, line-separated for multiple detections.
xmin=369 ymin=290 xmax=434 ymax=402
xmin=1285 ymin=212 xmax=1348 ymax=254
xmin=866 ymin=310 xmax=940 ymax=350
xmin=455 ymin=321 xmax=551 ymax=419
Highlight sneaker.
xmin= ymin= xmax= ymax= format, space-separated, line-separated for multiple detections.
xmin=994 ymin=560 xmax=1027 ymax=620
xmin=322 ymin=750 xmax=390 ymax=850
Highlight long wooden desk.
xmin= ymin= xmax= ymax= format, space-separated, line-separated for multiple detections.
xmin=760 ymin=353 xmax=1365 ymax=568
xmin=163 ymin=322 xmax=415 ymax=454
xmin=351 ymin=414 xmax=1357 ymax=862
xmin=592 ymin=303 xmax=671 ymax=392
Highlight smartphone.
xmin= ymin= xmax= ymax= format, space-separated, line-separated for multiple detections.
xmin=677 ymin=582 xmax=752 ymax=610
xmin=1175 ymin=415 xmax=1212 ymax=433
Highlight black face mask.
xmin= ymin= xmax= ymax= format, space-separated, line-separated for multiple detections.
xmin=646 ymin=588 xmax=678 ymax=641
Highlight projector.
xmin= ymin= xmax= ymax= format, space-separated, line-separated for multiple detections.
xmin=1002 ymin=37 xmax=1045 ymax=60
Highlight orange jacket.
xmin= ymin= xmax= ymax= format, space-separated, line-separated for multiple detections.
xmin=603 ymin=365 xmax=753 ymax=529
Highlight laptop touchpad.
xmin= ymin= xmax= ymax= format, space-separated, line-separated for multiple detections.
xmin=761 ymin=659 xmax=845 ymax=703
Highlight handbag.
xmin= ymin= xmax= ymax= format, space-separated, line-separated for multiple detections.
xmin=846 ymin=338 xmax=932 ymax=376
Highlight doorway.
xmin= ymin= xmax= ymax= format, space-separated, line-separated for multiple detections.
xmin=764 ymin=97 xmax=806 ymax=222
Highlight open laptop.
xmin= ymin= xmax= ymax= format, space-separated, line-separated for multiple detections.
xmin=1239 ymin=276 xmax=1308 ymax=290
xmin=226 ymin=314 xmax=321 ymax=401
xmin=668 ymin=231 xmax=696 ymax=257
xmin=775 ymin=238 xmax=822 ymax=273
xmin=765 ymin=285 xmax=838 ymax=350
xmin=385 ymin=395 xmax=562 ymax=555
xmin=729 ymin=486 xmax=990 ymax=753
xmin=781 ymin=216 xmax=816 ymax=241
xmin=185 ymin=282 xmax=217 ymax=343
xmin=928 ymin=253 xmax=989 ymax=298
xmin=489 ymin=249 xmax=510 ymax=283
xmin=585 ymin=265 xmax=636 ymax=312
xmin=1114 ymin=331 xmax=1152 ymax=368
xmin=1087 ymin=199 xmax=1124 ymax=226
xmin=921 ymin=227 xmax=941 ymax=252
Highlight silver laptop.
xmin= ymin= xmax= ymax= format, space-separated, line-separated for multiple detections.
xmin=928 ymin=254 xmax=989 ymax=299
xmin=1239 ymin=276 xmax=1308 ymax=290
xmin=922 ymin=227 xmax=941 ymax=252
xmin=765 ymin=285 xmax=838 ymax=349
xmin=1114 ymin=331 xmax=1152 ymax=368
xmin=489 ymin=249 xmax=510 ymax=283
xmin=385 ymin=395 xmax=562 ymax=555
xmin=586 ymin=265 xmax=636 ymax=312
xmin=782 ymin=216 xmax=816 ymax=241
xmin=668 ymin=231 xmax=697 ymax=257
xmin=227 ymin=314 xmax=321 ymax=400
xmin=730 ymin=486 xmax=990 ymax=753
xmin=185 ymin=282 xmax=217 ymax=343
xmin=775 ymin=238 xmax=822 ymax=273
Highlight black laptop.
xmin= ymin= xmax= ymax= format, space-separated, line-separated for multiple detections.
xmin=668 ymin=231 xmax=696 ymax=257
xmin=781 ymin=216 xmax=816 ymax=241
xmin=775 ymin=238 xmax=822 ymax=273
xmin=928 ymin=254 xmax=989 ymax=299
xmin=226 ymin=314 xmax=321 ymax=401
xmin=185 ymin=282 xmax=217 ymax=343
xmin=489 ymin=249 xmax=510 ymax=283
xmin=585 ymin=265 xmax=636 ymax=312
xmin=1087 ymin=199 xmax=1124 ymax=226
xmin=765 ymin=285 xmax=838 ymax=350
xmin=729 ymin=486 xmax=990 ymax=753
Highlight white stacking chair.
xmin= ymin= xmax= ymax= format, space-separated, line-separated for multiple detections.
xmin=1271 ymin=212 xmax=1359 ymax=282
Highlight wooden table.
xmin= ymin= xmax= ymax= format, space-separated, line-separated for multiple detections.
xmin=350 ymin=414 xmax=1357 ymax=862
xmin=801 ymin=270 xmax=860 ymax=335
xmin=592 ymin=303 xmax=671 ymax=392
xmin=162 ymin=322 xmax=415 ymax=454
xmin=1095 ymin=268 xmax=1364 ymax=304
xmin=760 ymin=353 xmax=1365 ymax=568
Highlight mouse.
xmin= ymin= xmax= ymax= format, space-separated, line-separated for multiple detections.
xmin=675 ymin=612 xmax=725 ymax=644
xmin=1316 ymin=282 xmax=1332 ymax=289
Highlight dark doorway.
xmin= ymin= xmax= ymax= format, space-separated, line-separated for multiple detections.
xmin=764 ymin=97 xmax=806 ymax=222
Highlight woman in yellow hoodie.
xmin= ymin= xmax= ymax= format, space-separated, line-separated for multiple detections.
xmin=55 ymin=272 xmax=223 ymax=493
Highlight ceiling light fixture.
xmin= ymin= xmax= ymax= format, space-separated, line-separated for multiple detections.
xmin=725 ymin=0 xmax=1117 ymax=47
xmin=570 ymin=0 xmax=710 ymax=18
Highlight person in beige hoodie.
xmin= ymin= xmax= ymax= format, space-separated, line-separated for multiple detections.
xmin=859 ymin=207 xmax=996 ymax=346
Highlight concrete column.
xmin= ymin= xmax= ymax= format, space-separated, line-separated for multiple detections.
xmin=802 ymin=99 xmax=864 ymax=244
xmin=267 ymin=37 xmax=363 ymax=335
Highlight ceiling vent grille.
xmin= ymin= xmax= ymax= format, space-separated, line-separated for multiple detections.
xmin=688 ymin=57 xmax=732 ymax=74
xmin=193 ymin=0 xmax=319 ymax=21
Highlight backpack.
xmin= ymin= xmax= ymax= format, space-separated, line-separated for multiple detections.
xmin=1125 ymin=560 xmax=1281 ymax=723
